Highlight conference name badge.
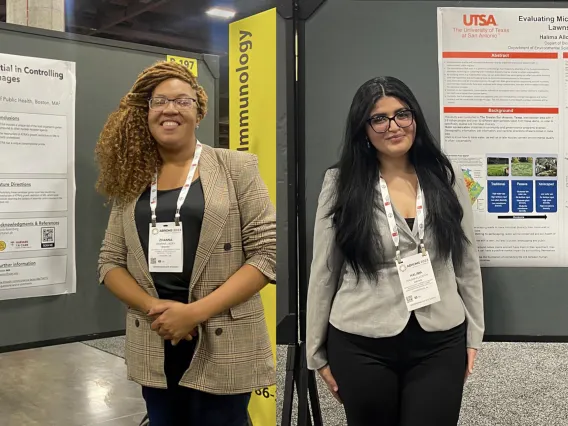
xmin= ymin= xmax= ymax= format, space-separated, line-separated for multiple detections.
xmin=148 ymin=222 xmax=184 ymax=273
xmin=396 ymin=252 xmax=440 ymax=311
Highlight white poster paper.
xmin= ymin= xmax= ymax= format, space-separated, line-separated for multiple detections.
xmin=0 ymin=53 xmax=75 ymax=299
xmin=438 ymin=7 xmax=568 ymax=267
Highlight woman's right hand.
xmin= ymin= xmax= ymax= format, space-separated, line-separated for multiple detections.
xmin=317 ymin=365 xmax=342 ymax=403
xmin=146 ymin=298 xmax=197 ymax=341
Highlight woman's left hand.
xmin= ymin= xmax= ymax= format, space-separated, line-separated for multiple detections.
xmin=465 ymin=348 xmax=477 ymax=382
xmin=149 ymin=301 xmax=204 ymax=345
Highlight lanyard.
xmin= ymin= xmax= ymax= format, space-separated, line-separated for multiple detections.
xmin=379 ymin=174 xmax=426 ymax=263
xmin=150 ymin=141 xmax=202 ymax=227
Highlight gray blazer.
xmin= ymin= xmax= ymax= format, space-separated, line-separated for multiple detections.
xmin=305 ymin=164 xmax=484 ymax=371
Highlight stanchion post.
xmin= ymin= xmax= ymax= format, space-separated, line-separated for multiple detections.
xmin=279 ymin=1 xmax=327 ymax=425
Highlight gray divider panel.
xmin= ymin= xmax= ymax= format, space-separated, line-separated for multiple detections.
xmin=0 ymin=22 xmax=219 ymax=348
xmin=304 ymin=0 xmax=568 ymax=339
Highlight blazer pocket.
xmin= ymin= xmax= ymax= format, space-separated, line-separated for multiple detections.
xmin=230 ymin=295 xmax=262 ymax=320
xmin=126 ymin=308 xmax=150 ymax=336
xmin=125 ymin=309 xmax=151 ymax=365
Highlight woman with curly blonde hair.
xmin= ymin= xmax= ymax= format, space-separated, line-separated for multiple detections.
xmin=96 ymin=61 xmax=276 ymax=425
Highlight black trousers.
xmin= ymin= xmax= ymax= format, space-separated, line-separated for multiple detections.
xmin=327 ymin=313 xmax=467 ymax=426
xmin=142 ymin=339 xmax=251 ymax=426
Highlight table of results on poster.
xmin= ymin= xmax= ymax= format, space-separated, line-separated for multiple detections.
xmin=0 ymin=53 xmax=76 ymax=300
xmin=437 ymin=7 xmax=568 ymax=267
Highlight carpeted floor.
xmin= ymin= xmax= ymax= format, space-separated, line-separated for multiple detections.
xmin=83 ymin=338 xmax=568 ymax=425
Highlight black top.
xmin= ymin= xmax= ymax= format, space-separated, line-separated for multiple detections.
xmin=405 ymin=217 xmax=415 ymax=230
xmin=135 ymin=178 xmax=205 ymax=303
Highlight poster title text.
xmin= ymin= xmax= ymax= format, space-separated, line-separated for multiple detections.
xmin=0 ymin=64 xmax=65 ymax=85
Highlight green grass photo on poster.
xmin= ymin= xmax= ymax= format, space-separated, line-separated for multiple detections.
xmin=487 ymin=157 xmax=509 ymax=177
xmin=511 ymin=157 xmax=533 ymax=177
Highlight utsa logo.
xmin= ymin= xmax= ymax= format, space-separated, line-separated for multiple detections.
xmin=463 ymin=14 xmax=497 ymax=26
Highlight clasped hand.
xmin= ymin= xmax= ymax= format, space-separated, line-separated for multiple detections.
xmin=148 ymin=300 xmax=202 ymax=345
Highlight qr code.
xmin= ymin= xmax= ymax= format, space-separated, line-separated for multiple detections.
xmin=406 ymin=295 xmax=413 ymax=303
xmin=42 ymin=228 xmax=54 ymax=243
xmin=41 ymin=227 xmax=55 ymax=248
xmin=150 ymin=258 xmax=157 ymax=265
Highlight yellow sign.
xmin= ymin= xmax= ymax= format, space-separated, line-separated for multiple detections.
xmin=166 ymin=55 xmax=198 ymax=77
xmin=0 ymin=241 xmax=5 ymax=251
xmin=229 ymin=8 xmax=277 ymax=426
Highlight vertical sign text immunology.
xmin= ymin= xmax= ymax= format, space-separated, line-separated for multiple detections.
xmin=235 ymin=30 xmax=252 ymax=152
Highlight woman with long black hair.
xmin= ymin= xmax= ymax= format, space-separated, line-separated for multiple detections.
xmin=305 ymin=76 xmax=484 ymax=426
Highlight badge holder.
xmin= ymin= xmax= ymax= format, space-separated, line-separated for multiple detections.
xmin=151 ymin=213 xmax=159 ymax=235
xmin=147 ymin=140 xmax=201 ymax=273
xmin=380 ymin=174 xmax=440 ymax=311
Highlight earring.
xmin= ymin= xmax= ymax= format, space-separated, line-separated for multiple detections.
xmin=196 ymin=124 xmax=200 ymax=129
xmin=366 ymin=137 xmax=371 ymax=149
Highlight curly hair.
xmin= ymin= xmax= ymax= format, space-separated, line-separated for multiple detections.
xmin=95 ymin=60 xmax=208 ymax=204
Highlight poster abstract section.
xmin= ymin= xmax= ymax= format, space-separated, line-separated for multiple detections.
xmin=438 ymin=7 xmax=568 ymax=267
xmin=0 ymin=53 xmax=76 ymax=300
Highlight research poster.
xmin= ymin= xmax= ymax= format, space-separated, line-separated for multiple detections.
xmin=438 ymin=8 xmax=568 ymax=267
xmin=0 ymin=53 xmax=76 ymax=300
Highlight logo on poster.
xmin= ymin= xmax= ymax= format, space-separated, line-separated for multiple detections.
xmin=0 ymin=241 xmax=5 ymax=251
xmin=463 ymin=14 xmax=497 ymax=26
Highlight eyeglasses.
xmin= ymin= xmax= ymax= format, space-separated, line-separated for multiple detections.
xmin=367 ymin=109 xmax=414 ymax=134
xmin=148 ymin=97 xmax=197 ymax=111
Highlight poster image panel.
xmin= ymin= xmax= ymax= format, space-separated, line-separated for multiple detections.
xmin=0 ymin=52 xmax=76 ymax=300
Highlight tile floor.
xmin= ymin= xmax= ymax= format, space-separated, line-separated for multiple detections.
xmin=5 ymin=337 xmax=568 ymax=425
xmin=0 ymin=343 xmax=146 ymax=426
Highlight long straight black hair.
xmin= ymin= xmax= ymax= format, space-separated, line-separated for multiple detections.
xmin=327 ymin=76 xmax=469 ymax=281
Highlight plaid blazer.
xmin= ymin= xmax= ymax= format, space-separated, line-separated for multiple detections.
xmin=98 ymin=144 xmax=276 ymax=394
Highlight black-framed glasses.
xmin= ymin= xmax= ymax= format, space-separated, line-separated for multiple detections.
xmin=367 ymin=109 xmax=414 ymax=133
xmin=148 ymin=96 xmax=197 ymax=111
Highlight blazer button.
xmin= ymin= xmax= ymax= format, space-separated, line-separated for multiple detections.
xmin=215 ymin=328 xmax=223 ymax=336
xmin=224 ymin=243 xmax=232 ymax=251
xmin=135 ymin=319 xmax=140 ymax=327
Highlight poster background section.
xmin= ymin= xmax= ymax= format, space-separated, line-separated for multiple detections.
xmin=0 ymin=216 xmax=68 ymax=252
xmin=229 ymin=8 xmax=277 ymax=426
xmin=302 ymin=0 xmax=568 ymax=340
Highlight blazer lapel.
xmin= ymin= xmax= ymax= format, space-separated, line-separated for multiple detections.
xmin=123 ymin=194 xmax=158 ymax=295
xmin=188 ymin=145 xmax=230 ymax=294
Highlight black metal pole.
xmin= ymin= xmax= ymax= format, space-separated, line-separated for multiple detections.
xmin=296 ymin=1 xmax=324 ymax=425
xmin=279 ymin=1 xmax=302 ymax=424
xmin=275 ymin=0 xmax=298 ymax=348
xmin=280 ymin=1 xmax=326 ymax=425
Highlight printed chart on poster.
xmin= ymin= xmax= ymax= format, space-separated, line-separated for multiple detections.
xmin=0 ymin=53 xmax=76 ymax=300
xmin=437 ymin=7 xmax=568 ymax=267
